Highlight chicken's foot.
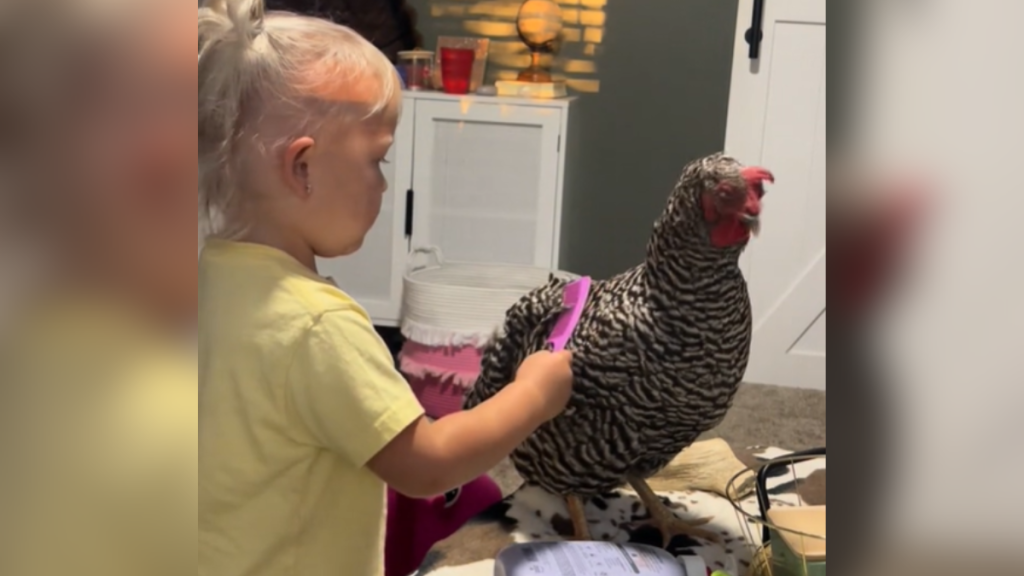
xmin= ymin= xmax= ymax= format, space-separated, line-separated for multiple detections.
xmin=626 ymin=475 xmax=721 ymax=548
xmin=565 ymin=494 xmax=592 ymax=541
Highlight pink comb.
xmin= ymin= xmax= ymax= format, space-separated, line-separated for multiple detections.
xmin=546 ymin=277 xmax=592 ymax=351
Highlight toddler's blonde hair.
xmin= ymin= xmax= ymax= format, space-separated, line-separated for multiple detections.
xmin=199 ymin=0 xmax=400 ymax=239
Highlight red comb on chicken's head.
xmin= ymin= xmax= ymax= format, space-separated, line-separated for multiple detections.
xmin=702 ymin=165 xmax=774 ymax=247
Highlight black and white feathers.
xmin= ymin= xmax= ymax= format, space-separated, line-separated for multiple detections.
xmin=463 ymin=153 xmax=762 ymax=496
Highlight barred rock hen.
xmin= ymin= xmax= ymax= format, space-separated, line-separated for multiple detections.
xmin=463 ymin=153 xmax=774 ymax=546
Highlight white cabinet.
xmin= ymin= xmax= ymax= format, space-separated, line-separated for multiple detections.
xmin=319 ymin=91 xmax=578 ymax=327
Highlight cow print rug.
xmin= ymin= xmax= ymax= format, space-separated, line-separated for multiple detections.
xmin=416 ymin=446 xmax=826 ymax=575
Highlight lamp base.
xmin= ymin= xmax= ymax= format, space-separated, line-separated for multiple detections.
xmin=494 ymin=80 xmax=567 ymax=99
xmin=517 ymin=67 xmax=553 ymax=82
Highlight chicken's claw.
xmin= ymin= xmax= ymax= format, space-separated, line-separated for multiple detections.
xmin=626 ymin=509 xmax=721 ymax=548
xmin=626 ymin=476 xmax=722 ymax=548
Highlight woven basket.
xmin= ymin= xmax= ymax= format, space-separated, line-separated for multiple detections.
xmin=401 ymin=246 xmax=579 ymax=347
xmin=399 ymin=247 xmax=577 ymax=418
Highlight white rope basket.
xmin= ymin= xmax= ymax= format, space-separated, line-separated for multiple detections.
xmin=401 ymin=246 xmax=579 ymax=347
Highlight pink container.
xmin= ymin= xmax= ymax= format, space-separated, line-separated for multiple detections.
xmin=439 ymin=47 xmax=475 ymax=95
xmin=408 ymin=375 xmax=469 ymax=419
xmin=399 ymin=341 xmax=483 ymax=418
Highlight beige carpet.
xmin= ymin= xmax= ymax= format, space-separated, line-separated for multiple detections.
xmin=487 ymin=382 xmax=827 ymax=496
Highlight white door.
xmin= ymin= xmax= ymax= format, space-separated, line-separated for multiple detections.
xmin=724 ymin=0 xmax=826 ymax=390
xmin=409 ymin=99 xmax=563 ymax=268
xmin=315 ymin=104 xmax=415 ymax=327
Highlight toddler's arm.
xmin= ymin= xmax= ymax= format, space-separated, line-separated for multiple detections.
xmin=287 ymin=308 xmax=571 ymax=499
xmin=367 ymin=376 xmax=554 ymax=498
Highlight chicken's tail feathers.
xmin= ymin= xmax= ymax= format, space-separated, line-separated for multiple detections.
xmin=462 ymin=278 xmax=570 ymax=410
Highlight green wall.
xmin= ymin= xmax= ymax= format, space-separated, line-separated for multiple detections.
xmin=408 ymin=0 xmax=741 ymax=279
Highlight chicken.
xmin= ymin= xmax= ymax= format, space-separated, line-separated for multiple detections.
xmin=462 ymin=153 xmax=773 ymax=547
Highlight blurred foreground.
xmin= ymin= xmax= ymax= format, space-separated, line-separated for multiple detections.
xmin=838 ymin=0 xmax=1024 ymax=572
xmin=3 ymin=0 xmax=1024 ymax=574
xmin=0 ymin=0 xmax=197 ymax=574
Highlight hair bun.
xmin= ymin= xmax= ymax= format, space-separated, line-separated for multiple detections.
xmin=201 ymin=0 xmax=265 ymax=48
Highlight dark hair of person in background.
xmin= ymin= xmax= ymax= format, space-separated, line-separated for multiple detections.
xmin=263 ymin=0 xmax=422 ymax=61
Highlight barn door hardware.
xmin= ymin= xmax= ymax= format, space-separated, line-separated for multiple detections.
xmin=744 ymin=0 xmax=766 ymax=59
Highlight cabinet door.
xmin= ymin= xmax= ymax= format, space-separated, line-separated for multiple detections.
xmin=410 ymin=100 xmax=563 ymax=268
xmin=315 ymin=107 xmax=414 ymax=327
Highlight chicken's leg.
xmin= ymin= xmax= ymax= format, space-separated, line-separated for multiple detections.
xmin=565 ymin=494 xmax=592 ymax=541
xmin=627 ymin=475 xmax=721 ymax=547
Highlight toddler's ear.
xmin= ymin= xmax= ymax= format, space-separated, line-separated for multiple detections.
xmin=283 ymin=136 xmax=315 ymax=198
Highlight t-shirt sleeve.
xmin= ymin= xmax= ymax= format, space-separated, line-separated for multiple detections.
xmin=285 ymin=307 xmax=425 ymax=467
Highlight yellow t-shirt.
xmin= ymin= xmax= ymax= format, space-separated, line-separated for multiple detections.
xmin=0 ymin=296 xmax=197 ymax=576
xmin=198 ymin=240 xmax=425 ymax=576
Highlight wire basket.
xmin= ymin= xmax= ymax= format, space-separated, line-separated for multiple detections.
xmin=726 ymin=448 xmax=827 ymax=576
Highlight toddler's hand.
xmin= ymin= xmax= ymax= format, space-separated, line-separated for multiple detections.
xmin=514 ymin=349 xmax=574 ymax=421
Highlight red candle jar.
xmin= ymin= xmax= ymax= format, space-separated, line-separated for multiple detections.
xmin=439 ymin=47 xmax=475 ymax=95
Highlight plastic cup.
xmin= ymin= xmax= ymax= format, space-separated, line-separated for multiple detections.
xmin=440 ymin=47 xmax=475 ymax=94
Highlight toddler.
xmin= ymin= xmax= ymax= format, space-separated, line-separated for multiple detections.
xmin=197 ymin=2 xmax=574 ymax=575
